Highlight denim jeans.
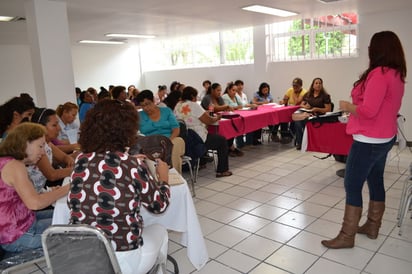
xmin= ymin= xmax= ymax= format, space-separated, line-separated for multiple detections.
xmin=1 ymin=209 xmax=53 ymax=253
xmin=294 ymin=120 xmax=307 ymax=146
xmin=344 ymin=137 xmax=396 ymax=207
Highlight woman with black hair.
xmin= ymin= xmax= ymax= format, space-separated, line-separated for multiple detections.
xmin=175 ymin=86 xmax=233 ymax=177
xmin=0 ymin=96 xmax=36 ymax=139
xmin=27 ymin=108 xmax=74 ymax=191
xmin=322 ymin=31 xmax=406 ymax=249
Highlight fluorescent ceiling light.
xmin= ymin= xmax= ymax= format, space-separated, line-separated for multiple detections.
xmin=242 ymin=5 xmax=298 ymax=17
xmin=0 ymin=16 xmax=15 ymax=22
xmin=78 ymin=40 xmax=125 ymax=45
xmin=105 ymin=33 xmax=156 ymax=39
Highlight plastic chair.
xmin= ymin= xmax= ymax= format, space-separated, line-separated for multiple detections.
xmin=42 ymin=224 xmax=122 ymax=274
xmin=178 ymin=119 xmax=206 ymax=196
xmin=182 ymin=155 xmax=200 ymax=197
xmin=0 ymin=248 xmax=44 ymax=274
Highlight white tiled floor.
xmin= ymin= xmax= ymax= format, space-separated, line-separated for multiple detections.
xmin=5 ymin=141 xmax=412 ymax=274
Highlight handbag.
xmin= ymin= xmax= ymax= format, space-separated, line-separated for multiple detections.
xmin=128 ymin=135 xmax=173 ymax=166
xmin=219 ymin=112 xmax=242 ymax=133
xmin=220 ymin=112 xmax=240 ymax=119
xmin=308 ymin=111 xmax=343 ymax=128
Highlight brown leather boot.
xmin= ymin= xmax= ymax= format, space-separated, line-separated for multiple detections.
xmin=321 ymin=205 xmax=362 ymax=249
xmin=357 ymin=201 xmax=385 ymax=239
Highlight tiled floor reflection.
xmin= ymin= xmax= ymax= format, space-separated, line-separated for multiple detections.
xmin=6 ymin=142 xmax=412 ymax=274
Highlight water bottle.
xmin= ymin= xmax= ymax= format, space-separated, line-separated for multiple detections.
xmin=208 ymin=103 xmax=215 ymax=117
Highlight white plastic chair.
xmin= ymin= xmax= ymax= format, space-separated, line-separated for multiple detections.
xmin=42 ymin=225 xmax=122 ymax=274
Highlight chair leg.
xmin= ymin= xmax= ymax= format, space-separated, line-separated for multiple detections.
xmin=167 ymin=255 xmax=179 ymax=274
xmin=399 ymin=187 xmax=412 ymax=236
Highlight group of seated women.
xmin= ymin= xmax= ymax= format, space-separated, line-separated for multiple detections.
xmin=0 ymin=98 xmax=171 ymax=273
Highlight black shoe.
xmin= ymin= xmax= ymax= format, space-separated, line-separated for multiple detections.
xmin=280 ymin=136 xmax=292 ymax=144
xmin=253 ymin=140 xmax=262 ymax=145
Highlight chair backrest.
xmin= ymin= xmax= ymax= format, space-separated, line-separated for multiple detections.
xmin=177 ymin=119 xmax=206 ymax=161
xmin=41 ymin=225 xmax=121 ymax=274
xmin=177 ymin=119 xmax=188 ymax=141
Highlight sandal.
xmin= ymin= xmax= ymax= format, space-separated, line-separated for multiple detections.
xmin=216 ymin=171 xmax=233 ymax=178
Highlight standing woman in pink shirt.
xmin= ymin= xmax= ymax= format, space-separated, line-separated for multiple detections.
xmin=322 ymin=31 xmax=406 ymax=249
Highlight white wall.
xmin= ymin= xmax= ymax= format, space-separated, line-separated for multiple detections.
xmin=0 ymin=45 xmax=36 ymax=102
xmin=0 ymin=9 xmax=410 ymax=139
xmin=71 ymin=44 xmax=142 ymax=91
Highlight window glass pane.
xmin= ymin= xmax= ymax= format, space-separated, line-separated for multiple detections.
xmin=140 ymin=27 xmax=253 ymax=71
xmin=221 ymin=27 xmax=254 ymax=64
xmin=268 ymin=12 xmax=358 ymax=62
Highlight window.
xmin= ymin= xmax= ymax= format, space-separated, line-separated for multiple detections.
xmin=140 ymin=27 xmax=253 ymax=71
xmin=267 ymin=12 xmax=358 ymax=62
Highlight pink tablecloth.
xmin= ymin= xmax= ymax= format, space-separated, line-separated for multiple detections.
xmin=209 ymin=105 xmax=299 ymax=139
xmin=305 ymin=122 xmax=353 ymax=155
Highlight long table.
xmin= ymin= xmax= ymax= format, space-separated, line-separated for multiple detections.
xmin=52 ymin=169 xmax=208 ymax=270
xmin=209 ymin=105 xmax=299 ymax=139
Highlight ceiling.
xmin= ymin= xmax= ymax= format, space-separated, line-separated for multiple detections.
xmin=0 ymin=0 xmax=411 ymax=45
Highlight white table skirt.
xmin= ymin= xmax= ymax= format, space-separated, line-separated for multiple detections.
xmin=52 ymin=170 xmax=208 ymax=270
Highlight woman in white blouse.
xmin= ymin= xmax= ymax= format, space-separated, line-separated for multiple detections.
xmin=174 ymin=86 xmax=232 ymax=178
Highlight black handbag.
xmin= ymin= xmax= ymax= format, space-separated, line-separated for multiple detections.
xmin=129 ymin=135 xmax=173 ymax=166
xmin=308 ymin=111 xmax=342 ymax=128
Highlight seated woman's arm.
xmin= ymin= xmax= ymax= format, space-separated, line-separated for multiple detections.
xmin=140 ymin=158 xmax=170 ymax=214
xmin=50 ymin=142 xmax=75 ymax=167
xmin=170 ymin=127 xmax=180 ymax=140
xmin=199 ymin=112 xmax=220 ymax=125
xmin=311 ymin=103 xmax=332 ymax=114
xmin=37 ymin=143 xmax=74 ymax=181
xmin=5 ymin=160 xmax=70 ymax=210
xmin=54 ymin=142 xmax=80 ymax=154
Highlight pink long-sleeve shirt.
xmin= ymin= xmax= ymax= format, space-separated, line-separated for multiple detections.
xmin=346 ymin=67 xmax=404 ymax=138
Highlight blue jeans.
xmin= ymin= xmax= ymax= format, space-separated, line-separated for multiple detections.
xmin=344 ymin=137 xmax=396 ymax=207
xmin=1 ymin=209 xmax=53 ymax=253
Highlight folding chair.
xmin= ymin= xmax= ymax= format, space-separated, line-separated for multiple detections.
xmin=42 ymin=225 xmax=122 ymax=274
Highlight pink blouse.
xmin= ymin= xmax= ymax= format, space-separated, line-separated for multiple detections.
xmin=0 ymin=157 xmax=35 ymax=244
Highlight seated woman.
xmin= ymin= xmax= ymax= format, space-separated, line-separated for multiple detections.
xmin=0 ymin=95 xmax=36 ymax=140
xmin=0 ymin=123 xmax=70 ymax=253
xmin=293 ymin=77 xmax=332 ymax=150
xmin=249 ymin=82 xmax=275 ymax=145
xmin=135 ymin=90 xmax=185 ymax=174
xmin=175 ymin=86 xmax=233 ymax=177
xmin=27 ymin=108 xmax=75 ymax=191
xmin=68 ymin=99 xmax=170 ymax=274
xmin=201 ymin=83 xmax=243 ymax=157
xmin=222 ymin=82 xmax=257 ymax=149
xmin=155 ymin=85 xmax=168 ymax=105
xmin=55 ymin=102 xmax=80 ymax=153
